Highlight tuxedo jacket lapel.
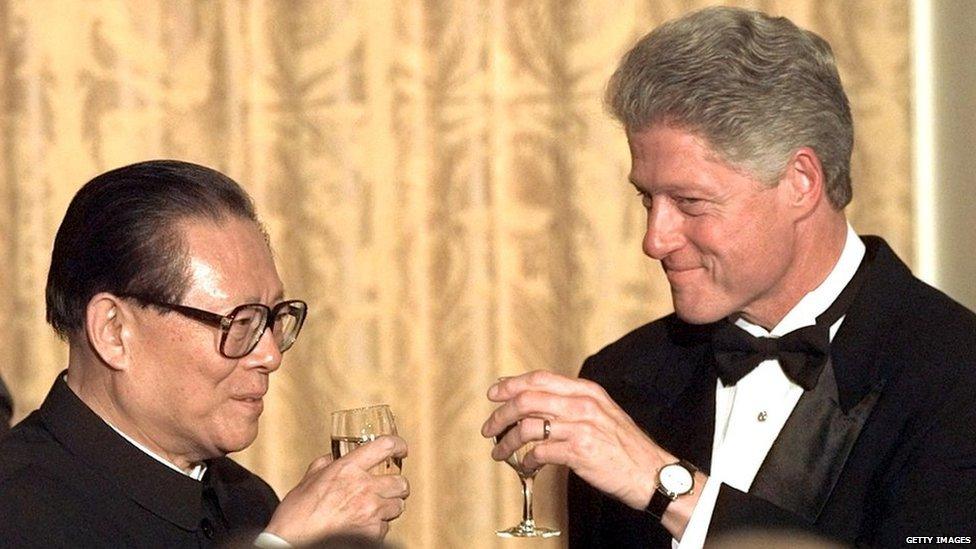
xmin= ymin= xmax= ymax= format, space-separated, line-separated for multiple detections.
xmin=747 ymin=237 xmax=911 ymax=523
xmin=623 ymin=320 xmax=719 ymax=474
xmin=748 ymin=360 xmax=884 ymax=522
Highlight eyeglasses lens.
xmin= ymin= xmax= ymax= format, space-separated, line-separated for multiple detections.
xmin=221 ymin=302 xmax=306 ymax=358
xmin=273 ymin=304 xmax=303 ymax=352
xmin=223 ymin=306 xmax=268 ymax=358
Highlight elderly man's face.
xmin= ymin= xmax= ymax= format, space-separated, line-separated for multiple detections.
xmin=125 ymin=216 xmax=286 ymax=462
xmin=628 ymin=124 xmax=798 ymax=326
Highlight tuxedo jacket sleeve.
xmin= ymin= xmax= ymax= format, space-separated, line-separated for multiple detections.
xmin=567 ymin=237 xmax=976 ymax=547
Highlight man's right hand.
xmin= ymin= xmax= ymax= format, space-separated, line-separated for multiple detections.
xmin=264 ymin=435 xmax=409 ymax=544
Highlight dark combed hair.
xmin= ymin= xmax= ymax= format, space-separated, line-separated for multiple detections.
xmin=46 ymin=159 xmax=261 ymax=338
xmin=606 ymin=6 xmax=854 ymax=209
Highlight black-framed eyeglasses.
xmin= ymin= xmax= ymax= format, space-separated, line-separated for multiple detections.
xmin=125 ymin=295 xmax=308 ymax=359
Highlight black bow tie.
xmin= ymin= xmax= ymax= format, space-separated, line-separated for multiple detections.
xmin=712 ymin=322 xmax=829 ymax=390
xmin=712 ymin=249 xmax=870 ymax=391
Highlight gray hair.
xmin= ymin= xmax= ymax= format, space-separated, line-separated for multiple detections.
xmin=606 ymin=6 xmax=853 ymax=209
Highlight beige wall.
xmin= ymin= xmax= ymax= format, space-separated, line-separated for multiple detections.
xmin=0 ymin=2 xmax=911 ymax=547
xmin=916 ymin=0 xmax=976 ymax=309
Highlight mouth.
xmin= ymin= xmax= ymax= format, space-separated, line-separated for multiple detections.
xmin=663 ymin=263 xmax=701 ymax=273
xmin=662 ymin=265 xmax=703 ymax=284
xmin=232 ymin=394 xmax=266 ymax=413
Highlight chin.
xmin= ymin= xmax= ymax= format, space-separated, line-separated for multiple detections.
xmin=672 ymin=296 xmax=732 ymax=325
xmin=216 ymin=439 xmax=257 ymax=456
xmin=215 ymin=425 xmax=260 ymax=455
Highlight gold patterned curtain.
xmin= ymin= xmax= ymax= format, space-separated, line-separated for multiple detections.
xmin=0 ymin=1 xmax=910 ymax=547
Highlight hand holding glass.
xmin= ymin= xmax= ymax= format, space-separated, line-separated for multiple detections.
xmin=495 ymin=420 xmax=560 ymax=538
xmin=330 ymin=404 xmax=402 ymax=475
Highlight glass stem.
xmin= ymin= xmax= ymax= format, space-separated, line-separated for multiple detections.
xmin=520 ymin=474 xmax=535 ymax=528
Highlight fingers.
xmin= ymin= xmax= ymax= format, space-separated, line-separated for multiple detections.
xmin=380 ymin=495 xmax=407 ymax=521
xmin=487 ymin=370 xmax=606 ymax=402
xmin=377 ymin=520 xmax=391 ymax=540
xmin=305 ymin=454 xmax=334 ymax=475
xmin=341 ymin=435 xmax=408 ymax=470
xmin=490 ymin=417 xmax=548 ymax=461
xmin=271 ymin=445 xmax=410 ymax=545
xmin=376 ymin=474 xmax=410 ymax=499
xmin=514 ymin=419 xmax=596 ymax=470
xmin=521 ymin=439 xmax=573 ymax=471
xmin=481 ymin=389 xmax=607 ymax=438
xmin=481 ymin=371 xmax=611 ymax=438
xmin=369 ymin=476 xmax=409 ymax=523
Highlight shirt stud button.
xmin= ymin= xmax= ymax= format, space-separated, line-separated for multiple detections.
xmin=757 ymin=410 xmax=768 ymax=422
xmin=200 ymin=518 xmax=214 ymax=539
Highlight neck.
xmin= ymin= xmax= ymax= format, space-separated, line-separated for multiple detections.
xmin=66 ymin=346 xmax=203 ymax=474
xmin=740 ymin=212 xmax=849 ymax=329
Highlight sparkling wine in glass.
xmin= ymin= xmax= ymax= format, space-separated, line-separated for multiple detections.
xmin=495 ymin=421 xmax=561 ymax=538
xmin=330 ymin=404 xmax=402 ymax=475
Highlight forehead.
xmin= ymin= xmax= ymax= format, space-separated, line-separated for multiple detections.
xmin=627 ymin=125 xmax=746 ymax=190
xmin=177 ymin=217 xmax=283 ymax=306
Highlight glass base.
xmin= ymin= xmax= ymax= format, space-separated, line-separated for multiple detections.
xmin=496 ymin=521 xmax=561 ymax=538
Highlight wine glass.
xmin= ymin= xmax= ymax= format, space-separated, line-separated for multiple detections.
xmin=330 ymin=404 xmax=401 ymax=475
xmin=495 ymin=420 xmax=561 ymax=538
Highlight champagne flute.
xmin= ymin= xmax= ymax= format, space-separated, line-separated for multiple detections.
xmin=330 ymin=404 xmax=401 ymax=475
xmin=495 ymin=420 xmax=561 ymax=538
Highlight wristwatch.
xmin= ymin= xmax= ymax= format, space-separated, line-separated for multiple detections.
xmin=645 ymin=459 xmax=697 ymax=520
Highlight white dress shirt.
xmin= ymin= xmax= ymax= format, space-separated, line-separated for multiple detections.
xmin=676 ymin=224 xmax=865 ymax=549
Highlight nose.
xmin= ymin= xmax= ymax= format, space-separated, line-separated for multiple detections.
xmin=642 ymin=198 xmax=684 ymax=260
xmin=243 ymin=327 xmax=283 ymax=372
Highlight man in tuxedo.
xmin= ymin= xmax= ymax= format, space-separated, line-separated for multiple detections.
xmin=482 ymin=6 xmax=976 ymax=547
xmin=0 ymin=160 xmax=409 ymax=547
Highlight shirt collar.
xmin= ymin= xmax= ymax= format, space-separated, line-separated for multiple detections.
xmin=736 ymin=223 xmax=866 ymax=337
xmin=104 ymin=420 xmax=207 ymax=481
xmin=61 ymin=374 xmax=208 ymax=481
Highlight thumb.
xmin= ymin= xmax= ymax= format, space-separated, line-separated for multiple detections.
xmin=342 ymin=435 xmax=407 ymax=470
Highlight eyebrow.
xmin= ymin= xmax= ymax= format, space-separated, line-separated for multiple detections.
xmin=229 ymin=289 xmax=287 ymax=308
xmin=629 ymin=178 xmax=718 ymax=200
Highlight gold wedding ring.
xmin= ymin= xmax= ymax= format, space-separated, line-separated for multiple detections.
xmin=543 ymin=419 xmax=552 ymax=440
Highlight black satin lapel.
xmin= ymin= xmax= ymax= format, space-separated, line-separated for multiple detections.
xmin=830 ymin=237 xmax=910 ymax=412
xmin=648 ymin=365 xmax=718 ymax=474
xmin=748 ymin=359 xmax=884 ymax=523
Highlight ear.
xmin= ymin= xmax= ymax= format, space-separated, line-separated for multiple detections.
xmin=85 ymin=293 xmax=136 ymax=371
xmin=781 ymin=147 xmax=827 ymax=219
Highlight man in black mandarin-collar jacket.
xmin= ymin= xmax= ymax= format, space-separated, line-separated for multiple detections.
xmin=0 ymin=160 xmax=409 ymax=547
xmin=0 ymin=374 xmax=279 ymax=546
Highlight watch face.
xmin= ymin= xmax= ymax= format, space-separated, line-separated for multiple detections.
xmin=659 ymin=463 xmax=694 ymax=495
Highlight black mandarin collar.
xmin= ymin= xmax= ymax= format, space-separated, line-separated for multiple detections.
xmin=37 ymin=372 xmax=206 ymax=531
